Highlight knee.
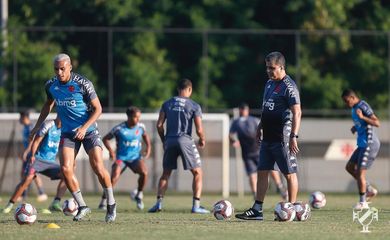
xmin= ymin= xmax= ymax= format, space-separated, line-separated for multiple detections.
xmin=61 ymin=165 xmax=73 ymax=176
xmin=192 ymin=168 xmax=203 ymax=177
xmin=140 ymin=170 xmax=148 ymax=178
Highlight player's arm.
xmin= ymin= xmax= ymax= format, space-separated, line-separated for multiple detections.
xmin=156 ymin=111 xmax=166 ymax=143
xmin=290 ymin=104 xmax=302 ymax=155
xmin=29 ymin=134 xmax=45 ymax=164
xmin=194 ymin=116 xmax=205 ymax=148
xmin=22 ymin=140 xmax=34 ymax=162
xmin=30 ymin=99 xmax=55 ymax=140
xmin=356 ymin=109 xmax=380 ymax=127
xmin=256 ymin=118 xmax=263 ymax=143
xmin=102 ymin=133 xmax=116 ymax=161
xmin=142 ymin=132 xmax=151 ymax=159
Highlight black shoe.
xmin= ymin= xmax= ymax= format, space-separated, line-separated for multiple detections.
xmin=235 ymin=208 xmax=263 ymax=220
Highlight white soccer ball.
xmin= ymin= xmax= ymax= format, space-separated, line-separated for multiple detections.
xmin=212 ymin=200 xmax=234 ymax=220
xmin=62 ymin=198 xmax=79 ymax=216
xmin=309 ymin=191 xmax=326 ymax=209
xmin=293 ymin=201 xmax=311 ymax=221
xmin=274 ymin=202 xmax=296 ymax=222
xmin=14 ymin=203 xmax=37 ymax=225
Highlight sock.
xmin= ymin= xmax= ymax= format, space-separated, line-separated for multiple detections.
xmin=54 ymin=197 xmax=61 ymax=202
xmin=359 ymin=192 xmax=366 ymax=202
xmin=6 ymin=201 xmax=14 ymax=208
xmin=99 ymin=192 xmax=107 ymax=206
xmin=157 ymin=195 xmax=163 ymax=204
xmin=104 ymin=187 xmax=116 ymax=205
xmin=252 ymin=200 xmax=263 ymax=212
xmin=136 ymin=190 xmax=143 ymax=200
xmin=37 ymin=187 xmax=45 ymax=195
xmin=193 ymin=197 xmax=200 ymax=208
xmin=72 ymin=190 xmax=87 ymax=207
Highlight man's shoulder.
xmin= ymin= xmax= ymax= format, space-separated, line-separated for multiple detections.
xmin=45 ymin=77 xmax=57 ymax=87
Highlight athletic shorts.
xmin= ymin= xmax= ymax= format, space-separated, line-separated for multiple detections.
xmin=348 ymin=143 xmax=380 ymax=169
xmin=163 ymin=135 xmax=201 ymax=170
xmin=113 ymin=159 xmax=142 ymax=174
xmin=60 ymin=130 xmax=103 ymax=153
xmin=257 ymin=141 xmax=297 ymax=174
xmin=24 ymin=159 xmax=61 ymax=180
xmin=242 ymin=155 xmax=259 ymax=175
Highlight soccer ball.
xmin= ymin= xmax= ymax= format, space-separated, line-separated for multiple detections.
xmin=14 ymin=203 xmax=37 ymax=225
xmin=293 ymin=201 xmax=311 ymax=221
xmin=309 ymin=191 xmax=326 ymax=209
xmin=212 ymin=200 xmax=234 ymax=220
xmin=62 ymin=198 xmax=79 ymax=216
xmin=274 ymin=202 xmax=296 ymax=222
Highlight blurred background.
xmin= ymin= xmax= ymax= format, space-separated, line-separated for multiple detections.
xmin=0 ymin=0 xmax=389 ymax=196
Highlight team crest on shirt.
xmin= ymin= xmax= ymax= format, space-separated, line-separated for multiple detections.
xmin=68 ymin=86 xmax=75 ymax=92
xmin=135 ymin=129 xmax=139 ymax=135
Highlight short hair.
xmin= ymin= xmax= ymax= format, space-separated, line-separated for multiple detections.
xmin=19 ymin=110 xmax=30 ymax=118
xmin=341 ymin=89 xmax=357 ymax=98
xmin=177 ymin=78 xmax=192 ymax=91
xmin=53 ymin=53 xmax=71 ymax=64
xmin=239 ymin=102 xmax=249 ymax=109
xmin=126 ymin=106 xmax=141 ymax=117
xmin=265 ymin=52 xmax=286 ymax=68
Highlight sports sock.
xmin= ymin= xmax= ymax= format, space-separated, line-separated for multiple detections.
xmin=359 ymin=192 xmax=366 ymax=202
xmin=104 ymin=187 xmax=116 ymax=205
xmin=54 ymin=197 xmax=61 ymax=202
xmin=136 ymin=190 xmax=143 ymax=199
xmin=37 ymin=187 xmax=45 ymax=195
xmin=252 ymin=200 xmax=263 ymax=211
xmin=72 ymin=190 xmax=87 ymax=207
xmin=193 ymin=197 xmax=200 ymax=208
xmin=157 ymin=195 xmax=163 ymax=203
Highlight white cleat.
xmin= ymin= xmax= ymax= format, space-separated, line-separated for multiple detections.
xmin=353 ymin=202 xmax=370 ymax=210
xmin=105 ymin=203 xmax=117 ymax=223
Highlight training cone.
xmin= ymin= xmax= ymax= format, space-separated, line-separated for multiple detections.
xmin=46 ymin=223 xmax=60 ymax=229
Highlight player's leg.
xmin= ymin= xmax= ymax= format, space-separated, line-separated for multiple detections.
xmin=42 ymin=166 xmax=67 ymax=212
xmin=2 ymin=172 xmax=35 ymax=213
xmin=99 ymin=160 xmax=123 ymax=210
xmin=270 ymin=170 xmax=288 ymax=200
xmin=33 ymin=174 xmax=48 ymax=202
xmin=236 ymin=142 xmax=273 ymax=220
xmin=130 ymin=160 xmax=148 ymax=210
xmin=248 ymin=173 xmax=257 ymax=197
xmin=243 ymin=157 xmax=258 ymax=198
xmin=149 ymin=138 xmax=178 ymax=213
xmin=284 ymin=173 xmax=298 ymax=203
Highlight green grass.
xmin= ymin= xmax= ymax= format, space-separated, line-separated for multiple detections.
xmin=0 ymin=192 xmax=389 ymax=240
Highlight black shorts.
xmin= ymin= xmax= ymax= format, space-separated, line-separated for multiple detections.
xmin=257 ymin=141 xmax=297 ymax=174
xmin=242 ymin=155 xmax=259 ymax=175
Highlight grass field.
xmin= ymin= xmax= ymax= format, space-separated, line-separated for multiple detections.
xmin=0 ymin=192 xmax=389 ymax=240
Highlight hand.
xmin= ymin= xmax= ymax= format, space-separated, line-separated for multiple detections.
xmin=231 ymin=140 xmax=240 ymax=148
xmin=198 ymin=138 xmax=205 ymax=148
xmin=356 ymin=108 xmax=363 ymax=119
xmin=256 ymin=128 xmax=262 ymax=144
xmin=289 ymin=138 xmax=299 ymax=155
xmin=350 ymin=126 xmax=356 ymax=134
xmin=74 ymin=127 xmax=87 ymax=140
xmin=30 ymin=155 xmax=36 ymax=165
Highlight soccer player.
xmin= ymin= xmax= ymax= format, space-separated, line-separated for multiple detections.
xmin=341 ymin=89 xmax=380 ymax=209
xmin=30 ymin=53 xmax=116 ymax=222
xmin=19 ymin=111 xmax=48 ymax=202
xmin=3 ymin=117 xmax=67 ymax=213
xmin=98 ymin=106 xmax=151 ymax=210
xmin=148 ymin=78 xmax=209 ymax=214
xmin=229 ymin=103 xmax=287 ymax=200
xmin=236 ymin=51 xmax=301 ymax=221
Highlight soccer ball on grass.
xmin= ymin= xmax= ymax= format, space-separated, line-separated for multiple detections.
xmin=14 ymin=203 xmax=37 ymax=225
xmin=274 ymin=201 xmax=296 ymax=222
xmin=62 ymin=198 xmax=79 ymax=216
xmin=309 ymin=191 xmax=326 ymax=209
xmin=212 ymin=200 xmax=234 ymax=220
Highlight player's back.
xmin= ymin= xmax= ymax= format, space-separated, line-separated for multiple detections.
xmin=162 ymin=96 xmax=202 ymax=138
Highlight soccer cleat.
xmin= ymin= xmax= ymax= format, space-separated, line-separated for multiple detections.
xmin=105 ymin=203 xmax=117 ymax=223
xmin=353 ymin=202 xmax=370 ymax=210
xmin=49 ymin=201 xmax=62 ymax=212
xmin=73 ymin=206 xmax=91 ymax=221
xmin=366 ymin=186 xmax=378 ymax=201
xmin=2 ymin=203 xmax=13 ymax=214
xmin=191 ymin=206 xmax=210 ymax=214
xmin=98 ymin=203 xmax=107 ymax=210
xmin=135 ymin=197 xmax=144 ymax=210
xmin=235 ymin=208 xmax=263 ymax=220
xmin=148 ymin=202 xmax=162 ymax=213
xmin=37 ymin=194 xmax=48 ymax=202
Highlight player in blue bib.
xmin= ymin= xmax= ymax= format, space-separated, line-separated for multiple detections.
xmin=3 ymin=117 xmax=67 ymax=213
xmin=149 ymin=79 xmax=209 ymax=214
xmin=19 ymin=110 xmax=47 ymax=202
xmin=236 ymin=52 xmax=302 ymax=221
xmin=98 ymin=106 xmax=151 ymax=210
xmin=30 ymin=53 xmax=116 ymax=222
xmin=342 ymin=89 xmax=380 ymax=210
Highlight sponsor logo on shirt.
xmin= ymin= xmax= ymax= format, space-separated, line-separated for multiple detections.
xmin=55 ymin=99 xmax=76 ymax=107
